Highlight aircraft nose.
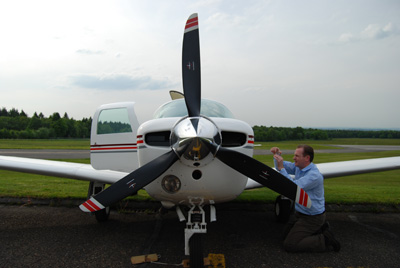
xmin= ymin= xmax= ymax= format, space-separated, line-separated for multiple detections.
xmin=171 ymin=116 xmax=221 ymax=167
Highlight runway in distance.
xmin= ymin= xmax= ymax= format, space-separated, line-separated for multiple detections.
xmin=0 ymin=13 xmax=399 ymax=267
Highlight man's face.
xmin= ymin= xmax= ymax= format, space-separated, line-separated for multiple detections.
xmin=293 ymin=148 xmax=309 ymax=169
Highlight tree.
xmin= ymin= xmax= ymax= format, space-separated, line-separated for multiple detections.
xmin=0 ymin=107 xmax=8 ymax=116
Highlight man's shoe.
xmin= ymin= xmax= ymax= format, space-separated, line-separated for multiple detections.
xmin=321 ymin=221 xmax=330 ymax=233
xmin=323 ymin=229 xmax=341 ymax=252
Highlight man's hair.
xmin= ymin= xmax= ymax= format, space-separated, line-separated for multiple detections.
xmin=297 ymin=144 xmax=314 ymax=162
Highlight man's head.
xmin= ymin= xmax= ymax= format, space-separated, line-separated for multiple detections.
xmin=293 ymin=144 xmax=314 ymax=169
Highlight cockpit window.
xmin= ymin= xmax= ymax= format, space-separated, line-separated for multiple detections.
xmin=153 ymin=99 xmax=234 ymax=119
xmin=97 ymin=108 xmax=133 ymax=134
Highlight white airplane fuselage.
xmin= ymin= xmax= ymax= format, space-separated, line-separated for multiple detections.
xmin=89 ymin=99 xmax=255 ymax=208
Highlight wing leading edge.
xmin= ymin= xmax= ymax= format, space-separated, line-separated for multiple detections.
xmin=245 ymin=156 xmax=400 ymax=189
xmin=0 ymin=156 xmax=127 ymax=184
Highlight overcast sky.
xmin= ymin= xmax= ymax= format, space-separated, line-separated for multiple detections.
xmin=1 ymin=0 xmax=399 ymax=129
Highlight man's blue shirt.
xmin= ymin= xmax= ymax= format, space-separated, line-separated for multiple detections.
xmin=278 ymin=161 xmax=325 ymax=215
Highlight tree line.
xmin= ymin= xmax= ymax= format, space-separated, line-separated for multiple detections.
xmin=0 ymin=108 xmax=91 ymax=139
xmin=253 ymin=125 xmax=400 ymax=141
xmin=1 ymin=107 xmax=399 ymax=140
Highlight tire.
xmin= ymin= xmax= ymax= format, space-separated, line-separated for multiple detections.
xmin=189 ymin=234 xmax=204 ymax=268
xmin=87 ymin=182 xmax=110 ymax=222
xmin=275 ymin=195 xmax=293 ymax=223
xmin=94 ymin=206 xmax=110 ymax=222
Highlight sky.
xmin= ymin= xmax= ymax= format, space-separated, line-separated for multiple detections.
xmin=1 ymin=0 xmax=399 ymax=130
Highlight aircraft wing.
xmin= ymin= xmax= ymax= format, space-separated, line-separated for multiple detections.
xmin=0 ymin=156 xmax=127 ymax=184
xmin=245 ymin=156 xmax=400 ymax=189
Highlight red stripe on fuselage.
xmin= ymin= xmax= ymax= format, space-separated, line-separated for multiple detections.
xmin=90 ymin=146 xmax=137 ymax=151
xmin=90 ymin=143 xmax=137 ymax=151
xmin=91 ymin=143 xmax=136 ymax=147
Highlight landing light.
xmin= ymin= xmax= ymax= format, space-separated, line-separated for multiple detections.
xmin=161 ymin=175 xmax=181 ymax=194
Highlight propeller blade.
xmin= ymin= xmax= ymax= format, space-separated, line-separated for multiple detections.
xmin=80 ymin=150 xmax=179 ymax=212
xmin=215 ymin=147 xmax=312 ymax=208
xmin=182 ymin=13 xmax=201 ymax=117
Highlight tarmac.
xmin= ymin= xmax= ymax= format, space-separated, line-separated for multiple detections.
xmin=1 ymin=202 xmax=400 ymax=268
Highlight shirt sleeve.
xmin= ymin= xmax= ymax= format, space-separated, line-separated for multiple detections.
xmin=278 ymin=168 xmax=292 ymax=180
xmin=283 ymin=161 xmax=296 ymax=174
xmin=278 ymin=161 xmax=296 ymax=180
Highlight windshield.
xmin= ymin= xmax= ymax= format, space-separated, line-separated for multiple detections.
xmin=153 ymin=99 xmax=234 ymax=119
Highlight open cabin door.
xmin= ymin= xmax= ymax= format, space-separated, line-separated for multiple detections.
xmin=90 ymin=102 xmax=140 ymax=173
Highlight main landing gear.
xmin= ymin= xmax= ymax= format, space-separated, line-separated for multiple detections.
xmin=176 ymin=198 xmax=216 ymax=268
xmin=87 ymin=181 xmax=110 ymax=222
xmin=274 ymin=195 xmax=293 ymax=223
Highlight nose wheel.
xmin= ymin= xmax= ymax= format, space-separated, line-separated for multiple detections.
xmin=189 ymin=233 xmax=204 ymax=268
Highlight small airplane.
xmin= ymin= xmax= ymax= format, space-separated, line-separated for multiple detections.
xmin=1 ymin=13 xmax=399 ymax=267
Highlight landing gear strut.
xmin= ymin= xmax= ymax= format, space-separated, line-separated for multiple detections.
xmin=87 ymin=181 xmax=110 ymax=222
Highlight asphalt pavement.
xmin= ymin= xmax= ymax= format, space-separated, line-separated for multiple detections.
xmin=1 ymin=203 xmax=399 ymax=268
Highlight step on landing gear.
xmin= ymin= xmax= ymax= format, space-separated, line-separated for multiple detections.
xmin=87 ymin=181 xmax=110 ymax=222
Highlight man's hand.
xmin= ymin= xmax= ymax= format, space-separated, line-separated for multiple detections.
xmin=273 ymin=153 xmax=284 ymax=171
xmin=271 ymin=147 xmax=284 ymax=171
xmin=270 ymin=147 xmax=281 ymax=155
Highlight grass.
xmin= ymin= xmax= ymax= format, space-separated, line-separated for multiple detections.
xmin=0 ymin=139 xmax=90 ymax=149
xmin=0 ymin=139 xmax=399 ymax=205
xmin=254 ymin=138 xmax=400 ymax=150
xmin=0 ymin=158 xmax=153 ymax=202
xmin=1 ymin=138 xmax=399 ymax=150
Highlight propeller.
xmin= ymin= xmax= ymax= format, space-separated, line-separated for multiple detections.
xmin=80 ymin=13 xmax=311 ymax=213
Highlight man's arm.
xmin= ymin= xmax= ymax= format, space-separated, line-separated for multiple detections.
xmin=271 ymin=147 xmax=295 ymax=180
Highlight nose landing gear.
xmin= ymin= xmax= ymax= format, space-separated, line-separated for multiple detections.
xmin=176 ymin=198 xmax=216 ymax=268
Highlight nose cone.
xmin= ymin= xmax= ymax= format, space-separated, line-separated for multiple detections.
xmin=171 ymin=117 xmax=221 ymax=167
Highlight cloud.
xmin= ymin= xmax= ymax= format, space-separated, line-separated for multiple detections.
xmin=70 ymin=74 xmax=177 ymax=90
xmin=338 ymin=22 xmax=398 ymax=44
xmin=361 ymin=22 xmax=397 ymax=40
xmin=338 ymin=32 xmax=356 ymax=43
xmin=76 ymin=49 xmax=105 ymax=55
